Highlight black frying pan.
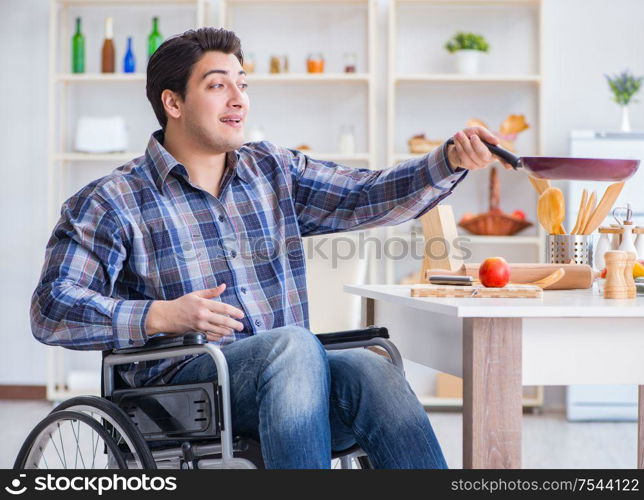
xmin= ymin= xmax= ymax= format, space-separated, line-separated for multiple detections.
xmin=446 ymin=138 xmax=639 ymax=181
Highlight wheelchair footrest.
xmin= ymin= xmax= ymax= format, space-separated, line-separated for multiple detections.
xmin=111 ymin=383 xmax=222 ymax=441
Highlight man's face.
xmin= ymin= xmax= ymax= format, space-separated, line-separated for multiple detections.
xmin=178 ymin=50 xmax=249 ymax=152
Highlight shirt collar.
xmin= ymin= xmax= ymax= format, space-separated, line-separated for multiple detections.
xmin=145 ymin=130 xmax=249 ymax=194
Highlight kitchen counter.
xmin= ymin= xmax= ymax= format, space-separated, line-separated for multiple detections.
xmin=345 ymin=284 xmax=644 ymax=469
xmin=345 ymin=284 xmax=644 ymax=318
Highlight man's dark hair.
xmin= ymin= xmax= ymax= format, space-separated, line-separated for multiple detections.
xmin=146 ymin=27 xmax=244 ymax=129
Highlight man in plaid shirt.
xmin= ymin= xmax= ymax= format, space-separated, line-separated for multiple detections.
xmin=32 ymin=27 xmax=509 ymax=469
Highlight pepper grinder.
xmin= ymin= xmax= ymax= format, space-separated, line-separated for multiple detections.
xmin=624 ymin=251 xmax=637 ymax=299
xmin=604 ymin=251 xmax=629 ymax=299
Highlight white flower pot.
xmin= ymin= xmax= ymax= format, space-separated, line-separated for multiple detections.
xmin=455 ymin=49 xmax=482 ymax=75
xmin=621 ymin=106 xmax=631 ymax=132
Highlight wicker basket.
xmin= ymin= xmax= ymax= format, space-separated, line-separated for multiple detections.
xmin=458 ymin=167 xmax=533 ymax=236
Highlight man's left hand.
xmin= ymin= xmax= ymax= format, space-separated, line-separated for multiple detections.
xmin=446 ymin=126 xmax=514 ymax=171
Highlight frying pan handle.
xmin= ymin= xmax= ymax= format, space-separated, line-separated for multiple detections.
xmin=446 ymin=137 xmax=521 ymax=170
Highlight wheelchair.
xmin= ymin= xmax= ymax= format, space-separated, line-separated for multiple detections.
xmin=14 ymin=326 xmax=403 ymax=469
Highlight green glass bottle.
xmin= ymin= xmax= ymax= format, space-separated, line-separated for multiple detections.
xmin=147 ymin=17 xmax=163 ymax=59
xmin=71 ymin=17 xmax=85 ymax=73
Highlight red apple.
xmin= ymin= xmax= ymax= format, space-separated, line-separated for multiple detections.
xmin=479 ymin=257 xmax=511 ymax=288
xmin=511 ymin=209 xmax=526 ymax=220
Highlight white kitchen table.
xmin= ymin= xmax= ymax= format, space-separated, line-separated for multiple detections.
xmin=345 ymin=284 xmax=644 ymax=469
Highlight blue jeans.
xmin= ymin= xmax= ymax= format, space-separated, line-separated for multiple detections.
xmin=170 ymin=325 xmax=448 ymax=469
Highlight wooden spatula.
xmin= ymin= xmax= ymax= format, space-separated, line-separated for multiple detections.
xmin=528 ymin=176 xmax=565 ymax=233
xmin=576 ymin=190 xmax=596 ymax=235
xmin=582 ymin=182 xmax=625 ymax=235
xmin=537 ymin=187 xmax=566 ymax=235
xmin=570 ymin=189 xmax=588 ymax=235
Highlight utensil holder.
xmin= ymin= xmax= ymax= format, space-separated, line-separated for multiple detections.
xmin=547 ymin=234 xmax=593 ymax=267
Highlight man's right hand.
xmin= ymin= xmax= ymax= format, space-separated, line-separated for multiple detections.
xmin=145 ymin=283 xmax=245 ymax=342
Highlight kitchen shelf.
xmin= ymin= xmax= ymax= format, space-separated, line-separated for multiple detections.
xmin=395 ymin=73 xmax=542 ymax=83
xmin=247 ymin=73 xmax=370 ymax=84
xmin=398 ymin=0 xmax=539 ymax=5
xmin=56 ymin=73 xmax=146 ymax=82
xmin=60 ymin=0 xmax=199 ymax=5
xmin=385 ymin=0 xmax=546 ymax=287
xmin=55 ymin=152 xmax=143 ymax=161
xmin=224 ymin=0 xmax=370 ymax=3
xmin=47 ymin=0 xmax=206 ymax=403
xmin=420 ymin=391 xmax=543 ymax=409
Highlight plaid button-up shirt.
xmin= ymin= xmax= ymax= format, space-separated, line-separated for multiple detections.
xmin=31 ymin=130 xmax=467 ymax=387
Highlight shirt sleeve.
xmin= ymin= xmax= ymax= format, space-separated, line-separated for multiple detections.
xmin=30 ymin=190 xmax=152 ymax=351
xmin=286 ymin=141 xmax=468 ymax=236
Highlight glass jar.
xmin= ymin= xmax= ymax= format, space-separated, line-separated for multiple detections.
xmin=243 ymin=52 xmax=255 ymax=74
xmin=307 ymin=53 xmax=325 ymax=73
xmin=343 ymin=52 xmax=357 ymax=73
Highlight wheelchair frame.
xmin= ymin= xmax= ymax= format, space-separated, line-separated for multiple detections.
xmin=99 ymin=326 xmax=403 ymax=469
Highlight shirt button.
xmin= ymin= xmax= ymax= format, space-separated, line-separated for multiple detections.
xmin=218 ymin=215 xmax=225 ymax=222
xmin=230 ymin=250 xmax=237 ymax=258
xmin=240 ymin=287 xmax=247 ymax=294
xmin=254 ymin=320 xmax=261 ymax=327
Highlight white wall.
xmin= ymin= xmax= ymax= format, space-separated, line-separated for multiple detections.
xmin=2 ymin=0 xmax=644 ymax=409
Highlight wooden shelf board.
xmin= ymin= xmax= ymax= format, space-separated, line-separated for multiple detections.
xmin=395 ymin=73 xmax=542 ymax=83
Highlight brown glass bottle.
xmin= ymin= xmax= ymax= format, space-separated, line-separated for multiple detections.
xmin=101 ymin=17 xmax=115 ymax=73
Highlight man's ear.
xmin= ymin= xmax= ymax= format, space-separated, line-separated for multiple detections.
xmin=161 ymin=89 xmax=182 ymax=121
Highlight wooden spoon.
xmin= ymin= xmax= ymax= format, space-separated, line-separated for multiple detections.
xmin=528 ymin=176 xmax=551 ymax=195
xmin=582 ymin=182 xmax=625 ymax=235
xmin=528 ymin=176 xmax=565 ymax=233
xmin=537 ymin=187 xmax=566 ymax=235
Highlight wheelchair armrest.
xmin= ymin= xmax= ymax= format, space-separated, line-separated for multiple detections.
xmin=111 ymin=332 xmax=208 ymax=355
xmin=316 ymin=326 xmax=403 ymax=371
xmin=315 ymin=326 xmax=388 ymax=346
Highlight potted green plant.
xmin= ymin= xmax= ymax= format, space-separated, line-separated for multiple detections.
xmin=444 ymin=32 xmax=490 ymax=74
xmin=605 ymin=70 xmax=643 ymax=132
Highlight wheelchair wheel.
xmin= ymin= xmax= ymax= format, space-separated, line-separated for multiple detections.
xmin=14 ymin=410 xmax=127 ymax=469
xmin=51 ymin=396 xmax=156 ymax=469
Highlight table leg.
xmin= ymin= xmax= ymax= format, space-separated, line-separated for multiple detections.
xmin=639 ymin=386 xmax=644 ymax=469
xmin=361 ymin=297 xmax=374 ymax=327
xmin=463 ymin=317 xmax=523 ymax=469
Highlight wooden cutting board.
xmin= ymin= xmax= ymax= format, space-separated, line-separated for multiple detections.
xmin=425 ymin=263 xmax=595 ymax=290
xmin=411 ymin=283 xmax=543 ymax=299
